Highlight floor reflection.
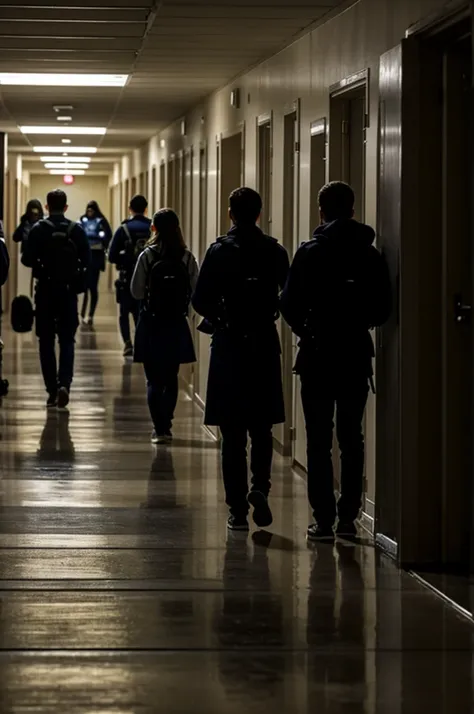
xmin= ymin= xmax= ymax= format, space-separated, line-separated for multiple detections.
xmin=36 ymin=411 xmax=75 ymax=463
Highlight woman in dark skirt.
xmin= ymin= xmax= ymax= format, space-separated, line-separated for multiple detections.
xmin=131 ymin=209 xmax=199 ymax=444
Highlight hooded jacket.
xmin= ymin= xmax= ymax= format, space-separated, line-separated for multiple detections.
xmin=280 ymin=219 xmax=391 ymax=364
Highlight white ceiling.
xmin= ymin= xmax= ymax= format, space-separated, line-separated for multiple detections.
xmin=1 ymin=0 xmax=353 ymax=174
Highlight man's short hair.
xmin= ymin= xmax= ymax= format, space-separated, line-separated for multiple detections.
xmin=318 ymin=181 xmax=355 ymax=221
xmin=229 ymin=187 xmax=262 ymax=224
xmin=130 ymin=194 xmax=148 ymax=214
xmin=47 ymin=189 xmax=67 ymax=213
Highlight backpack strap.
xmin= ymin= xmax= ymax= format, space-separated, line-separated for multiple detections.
xmin=122 ymin=223 xmax=132 ymax=242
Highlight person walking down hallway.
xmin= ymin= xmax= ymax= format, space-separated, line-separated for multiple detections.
xmin=193 ymin=187 xmax=289 ymax=532
xmin=13 ymin=199 xmax=43 ymax=253
xmin=79 ymin=200 xmax=112 ymax=327
xmin=131 ymin=209 xmax=198 ymax=444
xmin=21 ymin=189 xmax=90 ymax=410
xmin=280 ymin=181 xmax=391 ymax=542
xmin=109 ymin=195 xmax=151 ymax=357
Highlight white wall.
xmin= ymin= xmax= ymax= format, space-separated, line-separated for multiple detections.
xmin=29 ymin=174 xmax=111 ymax=225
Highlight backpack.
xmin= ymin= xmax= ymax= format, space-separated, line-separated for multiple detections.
xmin=81 ymin=216 xmax=103 ymax=244
xmin=123 ymin=223 xmax=149 ymax=262
xmin=305 ymin=243 xmax=378 ymax=338
xmin=146 ymin=251 xmax=191 ymax=321
xmin=221 ymin=237 xmax=279 ymax=330
xmin=11 ymin=295 xmax=35 ymax=333
xmin=40 ymin=219 xmax=79 ymax=287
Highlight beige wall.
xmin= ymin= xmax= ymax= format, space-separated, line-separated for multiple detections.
xmin=110 ymin=0 xmax=451 ymax=516
xmin=29 ymin=174 xmax=111 ymax=226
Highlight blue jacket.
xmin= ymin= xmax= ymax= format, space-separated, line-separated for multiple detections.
xmin=79 ymin=215 xmax=112 ymax=250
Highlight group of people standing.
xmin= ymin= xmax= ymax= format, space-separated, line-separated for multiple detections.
xmin=3 ymin=180 xmax=391 ymax=542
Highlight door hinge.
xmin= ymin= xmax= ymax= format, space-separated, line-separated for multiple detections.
xmin=290 ymin=427 xmax=297 ymax=442
xmin=342 ymin=120 xmax=349 ymax=135
xmin=364 ymin=113 xmax=370 ymax=129
xmin=294 ymin=141 xmax=300 ymax=153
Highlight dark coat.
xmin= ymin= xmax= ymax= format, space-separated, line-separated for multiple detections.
xmin=108 ymin=214 xmax=152 ymax=281
xmin=192 ymin=225 xmax=290 ymax=427
xmin=131 ymin=246 xmax=198 ymax=367
xmin=280 ymin=219 xmax=392 ymax=383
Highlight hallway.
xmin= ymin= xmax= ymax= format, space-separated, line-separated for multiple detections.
xmin=0 ymin=299 xmax=471 ymax=712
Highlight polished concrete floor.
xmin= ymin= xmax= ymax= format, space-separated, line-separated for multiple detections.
xmin=0 ymin=294 xmax=473 ymax=712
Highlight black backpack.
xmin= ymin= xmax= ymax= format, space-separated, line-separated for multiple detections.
xmin=221 ymin=237 xmax=279 ymax=330
xmin=11 ymin=295 xmax=35 ymax=333
xmin=123 ymin=223 xmax=149 ymax=263
xmin=40 ymin=219 xmax=79 ymax=287
xmin=146 ymin=251 xmax=191 ymax=321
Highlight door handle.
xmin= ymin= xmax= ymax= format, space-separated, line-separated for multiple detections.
xmin=454 ymin=294 xmax=472 ymax=324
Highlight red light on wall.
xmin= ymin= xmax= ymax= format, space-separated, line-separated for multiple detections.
xmin=63 ymin=174 xmax=74 ymax=185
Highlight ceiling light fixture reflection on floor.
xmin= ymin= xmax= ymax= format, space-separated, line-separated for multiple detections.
xmin=49 ymin=170 xmax=85 ymax=176
xmin=44 ymin=163 xmax=89 ymax=170
xmin=0 ymin=73 xmax=128 ymax=87
xmin=33 ymin=146 xmax=98 ymax=153
xmin=21 ymin=126 xmax=106 ymax=135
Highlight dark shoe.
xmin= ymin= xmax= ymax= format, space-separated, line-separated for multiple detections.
xmin=46 ymin=393 xmax=57 ymax=409
xmin=57 ymin=386 xmax=70 ymax=410
xmin=336 ymin=521 xmax=357 ymax=540
xmin=227 ymin=515 xmax=249 ymax=532
xmin=151 ymin=430 xmax=172 ymax=445
xmin=307 ymin=524 xmax=335 ymax=542
xmin=123 ymin=341 xmax=133 ymax=358
xmin=248 ymin=490 xmax=273 ymax=528
xmin=87 ymin=317 xmax=94 ymax=327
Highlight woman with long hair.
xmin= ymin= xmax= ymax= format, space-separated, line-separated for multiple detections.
xmin=13 ymin=199 xmax=43 ymax=252
xmin=13 ymin=198 xmax=44 ymax=296
xmin=131 ymin=208 xmax=198 ymax=444
xmin=79 ymin=200 xmax=112 ymax=327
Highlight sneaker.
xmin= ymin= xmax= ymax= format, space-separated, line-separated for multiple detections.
xmin=123 ymin=341 xmax=133 ymax=358
xmin=227 ymin=515 xmax=249 ymax=532
xmin=46 ymin=393 xmax=57 ymax=409
xmin=336 ymin=521 xmax=357 ymax=540
xmin=151 ymin=430 xmax=172 ymax=445
xmin=307 ymin=524 xmax=335 ymax=542
xmin=247 ymin=490 xmax=273 ymax=528
xmin=57 ymin=386 xmax=70 ymax=410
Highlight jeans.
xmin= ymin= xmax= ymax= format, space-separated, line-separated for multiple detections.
xmin=143 ymin=360 xmax=180 ymax=434
xmin=35 ymin=291 xmax=78 ymax=395
xmin=219 ymin=423 xmax=274 ymax=518
xmin=119 ymin=288 xmax=139 ymax=344
xmin=81 ymin=264 xmax=101 ymax=320
xmin=300 ymin=373 xmax=369 ymax=527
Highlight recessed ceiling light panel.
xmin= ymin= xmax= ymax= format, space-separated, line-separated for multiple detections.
xmin=0 ymin=73 xmax=127 ymax=87
xmin=49 ymin=170 xmax=85 ymax=176
xmin=44 ymin=163 xmax=89 ymax=169
xmin=40 ymin=156 xmax=91 ymax=162
xmin=21 ymin=126 xmax=106 ymax=135
xmin=33 ymin=146 xmax=98 ymax=153
xmin=57 ymin=116 xmax=72 ymax=122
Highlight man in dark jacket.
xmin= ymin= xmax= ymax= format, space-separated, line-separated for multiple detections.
xmin=281 ymin=181 xmax=391 ymax=541
xmin=109 ymin=194 xmax=151 ymax=357
xmin=193 ymin=187 xmax=290 ymax=532
xmin=22 ymin=189 xmax=90 ymax=409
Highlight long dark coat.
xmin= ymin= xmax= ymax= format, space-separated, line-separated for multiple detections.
xmin=192 ymin=225 xmax=290 ymax=427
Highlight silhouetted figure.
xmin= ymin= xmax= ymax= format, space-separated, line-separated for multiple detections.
xmin=131 ymin=209 xmax=198 ymax=444
xmin=22 ymin=189 xmax=90 ymax=410
xmin=79 ymin=200 xmax=112 ymax=327
xmin=281 ymin=181 xmax=391 ymax=541
xmin=109 ymin=194 xmax=151 ymax=357
xmin=193 ymin=187 xmax=289 ymax=532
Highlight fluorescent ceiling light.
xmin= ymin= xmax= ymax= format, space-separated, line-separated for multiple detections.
xmin=49 ymin=170 xmax=85 ymax=176
xmin=0 ymin=73 xmax=128 ymax=87
xmin=57 ymin=116 xmax=72 ymax=122
xmin=40 ymin=156 xmax=91 ymax=163
xmin=45 ymin=163 xmax=89 ymax=169
xmin=62 ymin=139 xmax=71 ymax=144
xmin=33 ymin=146 xmax=97 ymax=153
xmin=21 ymin=126 xmax=106 ymax=135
